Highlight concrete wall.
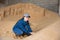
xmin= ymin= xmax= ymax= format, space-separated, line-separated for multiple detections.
xmin=59 ymin=0 xmax=60 ymax=15
xmin=30 ymin=0 xmax=58 ymax=13
xmin=7 ymin=0 xmax=59 ymax=13
xmin=59 ymin=6 xmax=60 ymax=15
xmin=0 ymin=0 xmax=59 ymax=13
xmin=0 ymin=0 xmax=8 ymax=7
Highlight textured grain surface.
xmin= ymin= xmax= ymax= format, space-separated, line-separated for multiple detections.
xmin=0 ymin=3 xmax=60 ymax=40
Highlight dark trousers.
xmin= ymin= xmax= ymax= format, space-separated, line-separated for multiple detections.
xmin=15 ymin=32 xmax=31 ymax=37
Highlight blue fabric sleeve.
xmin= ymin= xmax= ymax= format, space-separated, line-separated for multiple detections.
xmin=25 ymin=24 xmax=32 ymax=32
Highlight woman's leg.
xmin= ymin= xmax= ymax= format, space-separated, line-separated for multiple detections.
xmin=13 ymin=28 xmax=23 ymax=38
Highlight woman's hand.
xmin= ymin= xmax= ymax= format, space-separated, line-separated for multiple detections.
xmin=30 ymin=32 xmax=35 ymax=35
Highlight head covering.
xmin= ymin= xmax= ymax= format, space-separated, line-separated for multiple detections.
xmin=24 ymin=13 xmax=30 ymax=18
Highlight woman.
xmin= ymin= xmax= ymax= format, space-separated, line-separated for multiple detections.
xmin=13 ymin=13 xmax=32 ymax=38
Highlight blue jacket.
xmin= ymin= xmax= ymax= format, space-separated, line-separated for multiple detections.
xmin=13 ymin=18 xmax=32 ymax=35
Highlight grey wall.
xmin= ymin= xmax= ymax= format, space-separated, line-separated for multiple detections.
xmin=0 ymin=0 xmax=59 ymax=13
xmin=59 ymin=6 xmax=60 ymax=15
xmin=8 ymin=0 xmax=21 ymax=5
xmin=7 ymin=0 xmax=59 ymax=13
xmin=29 ymin=0 xmax=58 ymax=13
xmin=59 ymin=1 xmax=60 ymax=15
